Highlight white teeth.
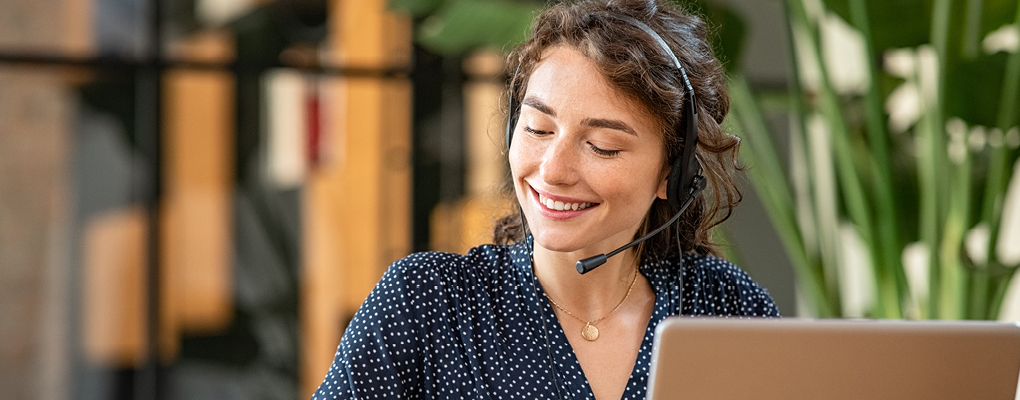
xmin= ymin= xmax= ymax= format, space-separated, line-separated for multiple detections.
xmin=538 ymin=194 xmax=591 ymax=211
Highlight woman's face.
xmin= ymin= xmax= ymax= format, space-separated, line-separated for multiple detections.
xmin=510 ymin=45 xmax=669 ymax=255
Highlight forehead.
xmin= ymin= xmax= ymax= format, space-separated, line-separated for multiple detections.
xmin=523 ymin=46 xmax=662 ymax=137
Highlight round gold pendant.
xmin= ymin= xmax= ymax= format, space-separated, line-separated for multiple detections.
xmin=580 ymin=323 xmax=599 ymax=341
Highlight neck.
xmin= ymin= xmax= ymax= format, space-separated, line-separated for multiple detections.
xmin=532 ymin=242 xmax=641 ymax=319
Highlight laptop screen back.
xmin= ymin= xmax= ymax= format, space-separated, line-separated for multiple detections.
xmin=647 ymin=318 xmax=1020 ymax=400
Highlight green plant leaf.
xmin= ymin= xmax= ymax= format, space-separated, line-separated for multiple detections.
xmin=945 ymin=52 xmax=1009 ymax=127
xmin=978 ymin=0 xmax=1020 ymax=38
xmin=389 ymin=0 xmax=446 ymax=19
xmin=415 ymin=0 xmax=541 ymax=55
xmin=675 ymin=0 xmax=747 ymax=72
xmin=824 ymin=0 xmax=934 ymax=50
xmin=708 ymin=4 xmax=747 ymax=71
xmin=824 ymin=0 xmax=1017 ymax=53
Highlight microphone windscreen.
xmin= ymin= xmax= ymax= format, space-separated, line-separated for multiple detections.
xmin=576 ymin=254 xmax=608 ymax=274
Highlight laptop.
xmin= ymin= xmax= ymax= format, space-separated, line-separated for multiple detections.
xmin=647 ymin=318 xmax=1020 ymax=400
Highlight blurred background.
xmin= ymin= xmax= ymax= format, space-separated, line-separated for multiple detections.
xmin=0 ymin=0 xmax=1017 ymax=399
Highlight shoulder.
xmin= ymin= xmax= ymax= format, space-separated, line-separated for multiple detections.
xmin=367 ymin=243 xmax=518 ymax=308
xmin=644 ymin=253 xmax=780 ymax=317
xmin=383 ymin=244 xmax=514 ymax=286
xmin=686 ymin=253 xmax=780 ymax=317
xmin=645 ymin=252 xmax=761 ymax=287
xmin=683 ymin=253 xmax=758 ymax=286
xmin=338 ymin=244 xmax=516 ymax=362
xmin=320 ymin=244 xmax=521 ymax=398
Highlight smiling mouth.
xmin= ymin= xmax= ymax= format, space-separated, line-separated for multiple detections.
xmin=537 ymin=193 xmax=596 ymax=211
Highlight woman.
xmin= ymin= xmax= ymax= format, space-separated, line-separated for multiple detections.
xmin=313 ymin=1 xmax=778 ymax=399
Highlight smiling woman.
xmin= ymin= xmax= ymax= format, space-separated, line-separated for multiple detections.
xmin=312 ymin=1 xmax=778 ymax=399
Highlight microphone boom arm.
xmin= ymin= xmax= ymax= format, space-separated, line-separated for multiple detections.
xmin=576 ymin=175 xmax=706 ymax=274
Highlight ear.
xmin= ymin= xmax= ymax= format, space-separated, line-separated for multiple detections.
xmin=656 ymin=167 xmax=670 ymax=200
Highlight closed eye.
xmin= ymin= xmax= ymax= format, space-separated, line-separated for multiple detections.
xmin=524 ymin=126 xmax=551 ymax=136
xmin=588 ymin=142 xmax=620 ymax=157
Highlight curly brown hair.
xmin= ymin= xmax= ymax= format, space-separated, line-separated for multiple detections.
xmin=494 ymin=0 xmax=742 ymax=259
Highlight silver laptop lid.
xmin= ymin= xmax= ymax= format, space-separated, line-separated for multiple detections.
xmin=647 ymin=318 xmax=1020 ymax=400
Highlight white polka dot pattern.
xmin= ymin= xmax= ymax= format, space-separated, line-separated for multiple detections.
xmin=312 ymin=238 xmax=779 ymax=399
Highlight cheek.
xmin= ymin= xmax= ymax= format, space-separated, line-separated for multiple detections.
xmin=597 ymin=162 xmax=664 ymax=204
xmin=508 ymin=142 xmax=524 ymax=179
xmin=508 ymin=136 xmax=538 ymax=178
xmin=508 ymin=141 xmax=532 ymax=202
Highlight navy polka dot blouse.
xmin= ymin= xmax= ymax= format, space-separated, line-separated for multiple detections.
xmin=313 ymin=238 xmax=779 ymax=399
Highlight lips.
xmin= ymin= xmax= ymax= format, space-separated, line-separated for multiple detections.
xmin=537 ymin=193 xmax=594 ymax=211
xmin=529 ymin=186 xmax=599 ymax=216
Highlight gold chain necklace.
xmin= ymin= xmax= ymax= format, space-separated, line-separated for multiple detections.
xmin=544 ymin=269 xmax=639 ymax=341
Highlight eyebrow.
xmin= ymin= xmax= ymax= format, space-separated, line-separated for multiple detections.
xmin=581 ymin=117 xmax=637 ymax=136
xmin=522 ymin=96 xmax=638 ymax=136
xmin=522 ymin=97 xmax=556 ymax=117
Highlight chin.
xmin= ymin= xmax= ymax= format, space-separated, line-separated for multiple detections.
xmin=534 ymin=241 xmax=576 ymax=253
xmin=531 ymin=231 xmax=589 ymax=254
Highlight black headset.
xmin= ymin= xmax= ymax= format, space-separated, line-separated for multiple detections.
xmin=505 ymin=13 xmax=703 ymax=212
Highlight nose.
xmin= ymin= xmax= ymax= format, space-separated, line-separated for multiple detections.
xmin=539 ymin=137 xmax=580 ymax=186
